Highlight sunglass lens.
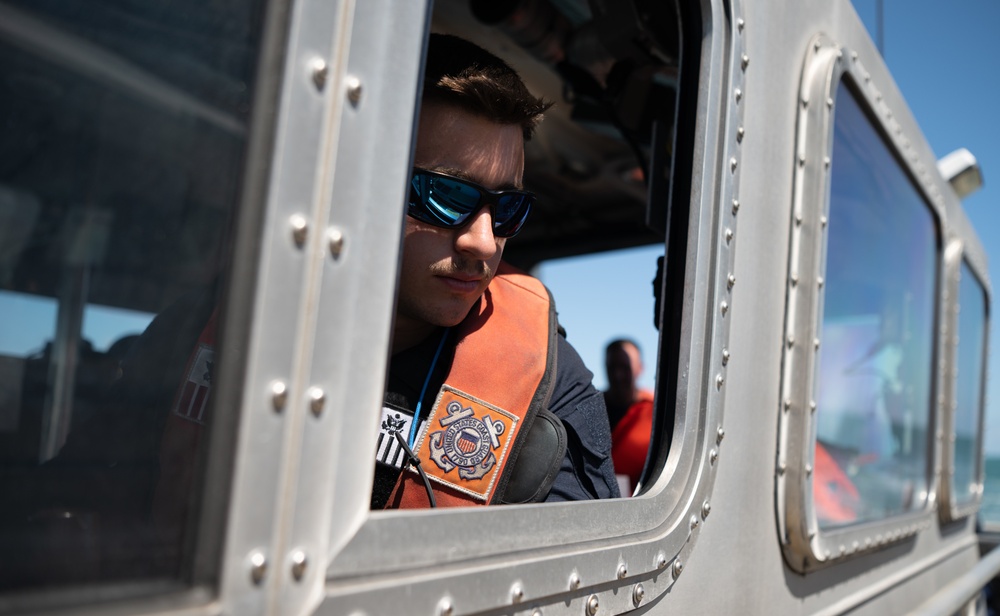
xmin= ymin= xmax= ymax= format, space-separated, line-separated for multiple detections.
xmin=426 ymin=177 xmax=481 ymax=222
xmin=494 ymin=193 xmax=531 ymax=237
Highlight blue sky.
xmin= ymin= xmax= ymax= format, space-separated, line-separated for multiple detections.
xmin=540 ymin=0 xmax=1000 ymax=453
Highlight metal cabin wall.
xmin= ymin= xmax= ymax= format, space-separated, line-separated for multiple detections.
xmin=663 ymin=0 xmax=984 ymax=614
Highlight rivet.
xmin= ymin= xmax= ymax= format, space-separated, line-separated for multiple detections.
xmin=735 ymin=88 xmax=742 ymax=103
xmin=818 ymin=276 xmax=824 ymax=288
xmin=836 ymin=49 xmax=844 ymax=60
xmin=346 ymin=75 xmax=363 ymax=107
xmin=824 ymin=157 xmax=831 ymax=169
xmin=727 ymin=274 xmax=736 ymax=289
xmin=290 ymin=549 xmax=307 ymax=581
xmin=271 ymin=381 xmax=288 ymax=412
xmin=720 ymin=301 xmax=728 ymax=316
xmin=511 ymin=583 xmax=524 ymax=603
xmin=864 ymin=72 xmax=871 ymax=83
xmin=813 ymin=338 xmax=820 ymax=350
xmin=710 ymin=449 xmax=719 ymax=465
xmin=290 ymin=214 xmax=308 ymax=247
xmin=690 ymin=514 xmax=700 ymax=530
xmin=777 ymin=461 xmax=786 ymax=474
xmin=790 ymin=273 xmax=798 ymax=286
xmin=725 ymin=228 xmax=734 ymax=244
xmin=810 ymin=400 xmax=817 ymax=413
xmin=617 ymin=563 xmax=628 ymax=579
xmin=532 ymin=610 xmax=543 ymax=616
xmin=732 ymin=199 xmax=740 ymax=214
xmin=310 ymin=57 xmax=328 ymax=91
xmin=798 ymin=155 xmax=806 ymax=167
xmin=308 ymin=387 xmax=325 ymax=416
xmin=633 ymin=583 xmax=645 ymax=607
xmin=806 ymin=464 xmax=813 ymax=476
xmin=702 ymin=500 xmax=712 ymax=519
xmin=820 ymin=216 xmax=828 ymax=228
xmin=730 ymin=157 xmax=738 ymax=172
xmin=716 ymin=374 xmax=724 ymax=389
xmin=716 ymin=427 xmax=725 ymax=444
xmin=813 ymin=41 xmax=821 ymax=52
xmin=876 ymin=93 xmax=882 ymax=102
xmin=672 ymin=559 xmax=684 ymax=578
xmin=826 ymin=97 xmax=834 ymax=109
xmin=783 ymin=398 xmax=791 ymax=411
xmin=852 ymin=51 xmax=859 ymax=61
xmin=569 ymin=571 xmax=581 ymax=590
xmin=722 ymin=349 xmax=730 ymax=366
xmin=249 ymin=551 xmax=267 ymax=585
xmin=327 ymin=227 xmax=345 ymax=259
xmin=741 ymin=54 xmax=750 ymax=70
xmin=656 ymin=553 xmax=668 ymax=569
xmin=737 ymin=126 xmax=745 ymax=142
xmin=787 ymin=335 xmax=795 ymax=348
xmin=737 ymin=18 xmax=745 ymax=31
xmin=439 ymin=598 xmax=454 ymax=616
xmin=801 ymin=98 xmax=809 ymax=109
xmin=587 ymin=594 xmax=600 ymax=615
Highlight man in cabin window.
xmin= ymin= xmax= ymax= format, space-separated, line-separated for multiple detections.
xmin=26 ymin=34 xmax=616 ymax=536
xmin=371 ymin=34 xmax=620 ymax=507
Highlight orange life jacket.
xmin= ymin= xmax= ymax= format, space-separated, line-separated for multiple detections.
xmin=154 ymin=263 xmax=558 ymax=513
xmin=386 ymin=262 xmax=558 ymax=508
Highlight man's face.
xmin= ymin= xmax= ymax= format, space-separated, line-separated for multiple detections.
xmin=394 ymin=102 xmax=525 ymax=348
xmin=606 ymin=343 xmax=642 ymax=395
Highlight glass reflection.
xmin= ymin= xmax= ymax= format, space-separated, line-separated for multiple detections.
xmin=952 ymin=261 xmax=987 ymax=507
xmin=814 ymin=84 xmax=938 ymax=529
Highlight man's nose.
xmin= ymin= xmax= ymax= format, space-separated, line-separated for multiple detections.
xmin=454 ymin=207 xmax=498 ymax=259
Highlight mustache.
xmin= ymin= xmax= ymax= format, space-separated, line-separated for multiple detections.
xmin=430 ymin=257 xmax=492 ymax=279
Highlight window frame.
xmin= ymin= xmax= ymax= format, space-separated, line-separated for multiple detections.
xmin=299 ymin=0 xmax=751 ymax=613
xmin=938 ymin=255 xmax=990 ymax=522
xmin=777 ymin=34 xmax=948 ymax=573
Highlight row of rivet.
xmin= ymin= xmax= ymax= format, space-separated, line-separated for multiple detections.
xmin=310 ymin=56 xmax=363 ymax=109
xmin=288 ymin=214 xmax=347 ymax=257
xmin=432 ymin=555 xmax=680 ymax=615
xmin=247 ymin=548 xmax=309 ymax=585
xmin=713 ymin=9 xmax=746 ymax=465
xmin=242 ymin=55 xmax=360 ymax=592
xmin=269 ymin=381 xmax=326 ymax=417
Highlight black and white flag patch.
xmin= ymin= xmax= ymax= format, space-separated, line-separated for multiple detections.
xmin=376 ymin=405 xmax=426 ymax=470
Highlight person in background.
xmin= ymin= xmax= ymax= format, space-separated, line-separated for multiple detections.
xmin=604 ymin=338 xmax=654 ymax=495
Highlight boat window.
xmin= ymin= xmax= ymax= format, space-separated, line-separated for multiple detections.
xmin=370 ymin=0 xmax=681 ymax=512
xmin=813 ymin=85 xmax=938 ymax=529
xmin=952 ymin=260 xmax=987 ymax=510
xmin=0 ymin=0 xmax=265 ymax=604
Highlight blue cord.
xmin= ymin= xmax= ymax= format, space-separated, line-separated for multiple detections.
xmin=408 ymin=328 xmax=450 ymax=446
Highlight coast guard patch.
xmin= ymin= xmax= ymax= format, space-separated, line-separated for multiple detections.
xmin=172 ymin=344 xmax=213 ymax=424
xmin=411 ymin=385 xmax=518 ymax=501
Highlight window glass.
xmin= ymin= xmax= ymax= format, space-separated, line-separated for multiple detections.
xmin=813 ymin=85 xmax=937 ymax=529
xmin=0 ymin=0 xmax=264 ymax=596
xmin=953 ymin=260 xmax=987 ymax=508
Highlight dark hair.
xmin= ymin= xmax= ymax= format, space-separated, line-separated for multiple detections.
xmin=606 ymin=338 xmax=641 ymax=355
xmin=423 ymin=33 xmax=552 ymax=140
